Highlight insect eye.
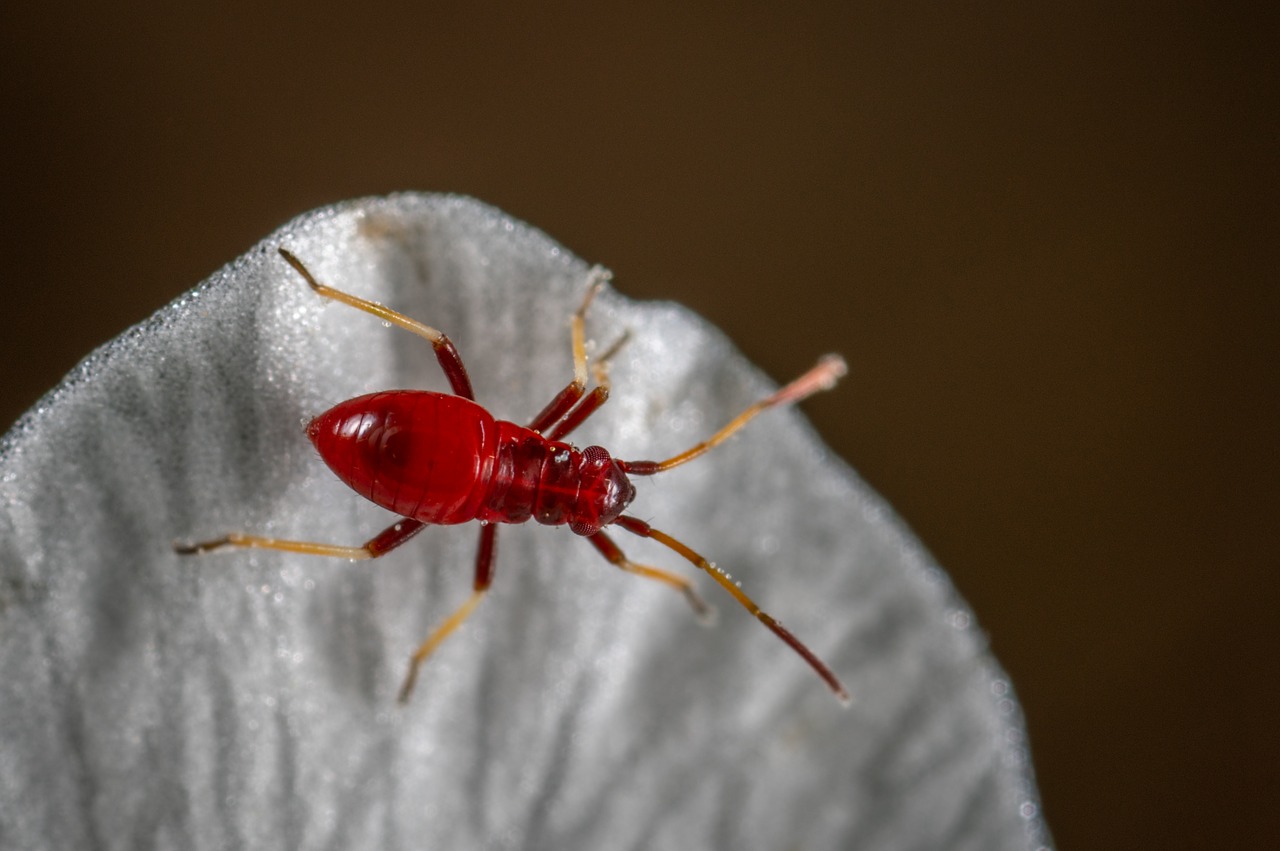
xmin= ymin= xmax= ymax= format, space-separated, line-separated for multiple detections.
xmin=569 ymin=520 xmax=600 ymax=536
xmin=582 ymin=445 xmax=611 ymax=463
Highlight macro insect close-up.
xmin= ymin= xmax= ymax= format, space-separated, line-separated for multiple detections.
xmin=0 ymin=196 xmax=1048 ymax=850
xmin=178 ymin=247 xmax=850 ymax=704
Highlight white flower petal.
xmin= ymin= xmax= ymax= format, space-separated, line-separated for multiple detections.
xmin=0 ymin=194 xmax=1050 ymax=850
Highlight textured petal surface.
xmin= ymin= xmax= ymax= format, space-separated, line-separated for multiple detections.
xmin=0 ymin=195 xmax=1050 ymax=850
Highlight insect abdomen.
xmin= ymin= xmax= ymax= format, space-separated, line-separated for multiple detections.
xmin=307 ymin=391 xmax=498 ymax=524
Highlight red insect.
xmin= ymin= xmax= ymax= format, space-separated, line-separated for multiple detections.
xmin=178 ymin=248 xmax=849 ymax=704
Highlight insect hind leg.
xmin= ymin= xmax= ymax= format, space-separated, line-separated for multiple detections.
xmin=397 ymin=522 xmax=498 ymax=703
xmin=174 ymin=517 xmax=427 ymax=559
xmin=278 ymin=248 xmax=475 ymax=400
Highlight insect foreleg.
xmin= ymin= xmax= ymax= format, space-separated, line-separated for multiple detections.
xmin=585 ymin=529 xmax=713 ymax=621
xmin=527 ymin=266 xmax=616 ymax=434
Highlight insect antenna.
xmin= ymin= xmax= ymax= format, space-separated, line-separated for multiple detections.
xmin=618 ymin=354 xmax=846 ymax=476
xmin=613 ymin=515 xmax=850 ymax=704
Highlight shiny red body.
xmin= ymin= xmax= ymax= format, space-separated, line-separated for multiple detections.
xmin=306 ymin=390 xmax=637 ymax=537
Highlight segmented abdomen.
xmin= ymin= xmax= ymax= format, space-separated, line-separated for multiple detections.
xmin=307 ymin=391 xmax=498 ymax=524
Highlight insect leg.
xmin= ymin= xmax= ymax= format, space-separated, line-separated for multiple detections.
xmin=614 ymin=514 xmax=850 ymax=704
xmin=585 ymin=529 xmax=713 ymax=621
xmin=397 ymin=522 xmax=498 ymax=703
xmin=174 ymin=517 xmax=426 ymax=559
xmin=545 ymin=330 xmax=631 ymax=441
xmin=620 ymin=354 xmax=846 ymax=476
xmin=278 ymin=248 xmax=475 ymax=400
xmin=526 ymin=266 xmax=612 ymax=433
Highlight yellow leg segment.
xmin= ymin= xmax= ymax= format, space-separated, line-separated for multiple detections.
xmin=397 ymin=589 xmax=487 ymax=703
xmin=278 ymin=248 xmax=447 ymax=346
xmin=278 ymin=247 xmax=475 ymax=399
xmin=175 ymin=532 xmax=374 ymax=560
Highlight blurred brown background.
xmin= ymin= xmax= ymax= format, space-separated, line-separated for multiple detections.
xmin=2 ymin=3 xmax=1274 ymax=848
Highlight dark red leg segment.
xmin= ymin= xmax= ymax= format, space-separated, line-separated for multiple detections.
xmin=473 ymin=522 xmax=498 ymax=590
xmin=528 ymin=383 xmax=587 ymax=434
xmin=365 ymin=518 xmax=428 ymax=556
xmin=428 ymin=338 xmax=475 ymax=401
xmin=546 ymin=386 xmax=610 ymax=441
